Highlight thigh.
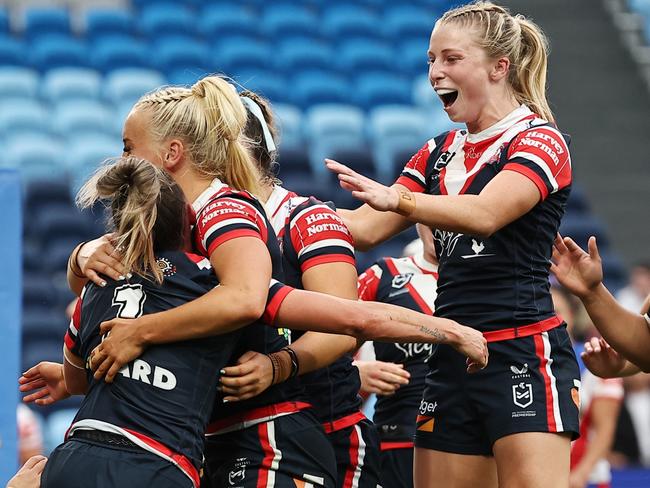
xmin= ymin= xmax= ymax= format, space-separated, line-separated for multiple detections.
xmin=493 ymin=431 xmax=571 ymax=488
xmin=328 ymin=419 xmax=381 ymax=488
xmin=379 ymin=448 xmax=413 ymax=488
xmin=413 ymin=448 xmax=497 ymax=488
xmin=204 ymin=413 xmax=337 ymax=488
xmin=42 ymin=440 xmax=192 ymax=488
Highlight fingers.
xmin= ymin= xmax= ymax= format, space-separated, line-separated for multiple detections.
xmin=587 ymin=236 xmax=600 ymax=261
xmin=375 ymin=370 xmax=410 ymax=386
xmin=554 ymin=233 xmax=568 ymax=253
xmin=20 ymin=455 xmax=48 ymax=472
xmin=367 ymin=379 xmax=400 ymax=396
xmin=562 ymin=236 xmax=585 ymax=255
xmin=221 ymin=363 xmax=255 ymax=378
xmin=104 ymin=361 xmax=123 ymax=383
xmin=85 ymin=269 xmax=107 ymax=287
xmin=219 ymin=374 xmax=258 ymax=389
xmin=22 ymin=388 xmax=49 ymax=403
xmin=19 ymin=378 xmax=47 ymax=393
xmin=99 ymin=320 xmax=117 ymax=336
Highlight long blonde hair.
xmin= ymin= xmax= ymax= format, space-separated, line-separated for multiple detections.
xmin=438 ymin=1 xmax=554 ymax=122
xmin=77 ymin=157 xmax=188 ymax=284
xmin=134 ymin=75 xmax=261 ymax=195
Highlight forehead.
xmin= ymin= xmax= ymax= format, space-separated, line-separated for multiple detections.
xmin=123 ymin=108 xmax=149 ymax=137
xmin=428 ymin=22 xmax=480 ymax=54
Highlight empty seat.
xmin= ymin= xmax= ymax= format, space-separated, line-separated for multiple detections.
xmin=354 ymin=73 xmax=412 ymax=109
xmin=5 ymin=133 xmax=66 ymax=181
xmin=0 ymin=100 xmax=50 ymax=135
xmin=53 ymin=100 xmax=116 ymax=137
xmin=273 ymin=103 xmax=304 ymax=151
xmin=66 ymin=135 xmax=120 ymax=192
xmin=400 ymin=39 xmax=430 ymax=77
xmin=23 ymin=277 xmax=59 ymax=310
xmin=0 ymin=37 xmax=27 ymax=67
xmin=103 ymin=68 xmax=166 ymax=105
xmin=0 ymin=67 xmax=39 ymax=99
xmin=292 ymin=72 xmax=351 ymax=108
xmin=0 ymin=8 xmax=8 ymax=34
xmin=139 ymin=4 xmax=196 ymax=39
xmin=25 ymin=178 xmax=73 ymax=215
xmin=42 ymin=68 xmax=102 ymax=103
xmin=153 ymin=37 xmax=210 ymax=76
xmin=215 ymin=39 xmax=274 ymax=74
xmin=559 ymin=214 xmax=610 ymax=250
xmin=321 ymin=5 xmax=381 ymax=40
xmin=337 ymin=40 xmax=395 ymax=73
xmin=29 ymin=35 xmax=88 ymax=71
xmin=92 ymin=36 xmax=150 ymax=73
xmin=383 ymin=6 xmax=434 ymax=39
xmin=275 ymin=39 xmax=334 ymax=74
xmin=198 ymin=5 xmax=257 ymax=39
xmin=23 ymin=8 xmax=71 ymax=40
xmin=261 ymin=5 xmax=320 ymax=39
xmin=84 ymin=8 xmax=135 ymax=41
xmin=35 ymin=206 xmax=92 ymax=241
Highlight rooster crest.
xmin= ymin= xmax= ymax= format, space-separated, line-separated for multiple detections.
xmin=471 ymin=239 xmax=485 ymax=255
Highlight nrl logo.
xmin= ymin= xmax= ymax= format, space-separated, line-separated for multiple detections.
xmin=391 ymin=273 xmax=413 ymax=289
xmin=512 ymin=382 xmax=533 ymax=408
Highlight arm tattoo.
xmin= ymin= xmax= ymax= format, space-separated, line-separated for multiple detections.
xmin=419 ymin=325 xmax=447 ymax=342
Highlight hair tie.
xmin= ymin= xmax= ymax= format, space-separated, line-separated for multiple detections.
xmin=240 ymin=96 xmax=277 ymax=153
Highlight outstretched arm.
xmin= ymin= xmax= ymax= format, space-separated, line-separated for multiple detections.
xmin=551 ymin=235 xmax=650 ymax=371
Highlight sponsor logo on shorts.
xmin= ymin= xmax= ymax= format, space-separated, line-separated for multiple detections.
xmin=512 ymin=382 xmax=533 ymax=409
xmin=416 ymin=415 xmax=435 ymax=432
xmin=510 ymin=363 xmax=531 ymax=380
xmin=419 ymin=400 xmax=438 ymax=415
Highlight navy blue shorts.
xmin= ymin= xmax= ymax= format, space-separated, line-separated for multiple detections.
xmin=41 ymin=438 xmax=192 ymax=488
xmin=414 ymin=325 xmax=580 ymax=456
xmin=202 ymin=410 xmax=336 ymax=488
xmin=379 ymin=446 xmax=413 ymax=488
xmin=326 ymin=418 xmax=381 ymax=488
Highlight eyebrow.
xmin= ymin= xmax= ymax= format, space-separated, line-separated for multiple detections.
xmin=428 ymin=48 xmax=464 ymax=56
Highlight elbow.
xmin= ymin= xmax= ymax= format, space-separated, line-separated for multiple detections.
xmin=346 ymin=307 xmax=378 ymax=341
xmin=470 ymin=214 xmax=499 ymax=239
xmin=238 ymin=298 xmax=266 ymax=325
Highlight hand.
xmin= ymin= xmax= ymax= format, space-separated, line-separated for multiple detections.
xmin=6 ymin=455 xmax=47 ymax=488
xmin=550 ymin=234 xmax=603 ymax=299
xmin=90 ymin=317 xmax=147 ymax=382
xmin=353 ymin=360 xmax=410 ymax=396
xmin=582 ymin=337 xmax=626 ymax=378
xmin=19 ymin=362 xmax=70 ymax=406
xmin=219 ymin=351 xmax=273 ymax=402
xmin=451 ymin=325 xmax=488 ymax=373
xmin=325 ymin=159 xmax=400 ymax=212
xmin=79 ymin=234 xmax=129 ymax=286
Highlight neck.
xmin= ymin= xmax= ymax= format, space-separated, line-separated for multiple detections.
xmin=173 ymin=169 xmax=214 ymax=205
xmin=258 ymin=180 xmax=275 ymax=203
xmin=466 ymin=91 xmax=520 ymax=134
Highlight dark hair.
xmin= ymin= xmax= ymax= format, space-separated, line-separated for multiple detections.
xmin=239 ymin=90 xmax=280 ymax=184
xmin=77 ymin=156 xmax=188 ymax=283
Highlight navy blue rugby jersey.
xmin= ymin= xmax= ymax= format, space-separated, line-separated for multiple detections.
xmin=395 ymin=106 xmax=572 ymax=333
xmin=265 ymin=185 xmax=362 ymax=425
xmin=64 ymin=250 xmax=237 ymax=486
xmin=358 ymin=255 xmax=438 ymax=436
xmin=191 ymin=179 xmax=307 ymax=431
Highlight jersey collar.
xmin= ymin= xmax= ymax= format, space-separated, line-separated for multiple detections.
xmin=465 ymin=105 xmax=534 ymax=144
xmin=191 ymin=178 xmax=228 ymax=214
xmin=411 ymin=253 xmax=439 ymax=274
xmin=264 ymin=185 xmax=292 ymax=219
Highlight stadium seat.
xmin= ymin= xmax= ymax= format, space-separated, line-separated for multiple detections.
xmin=275 ymin=39 xmax=334 ymax=75
xmin=0 ymin=67 xmax=39 ymax=100
xmin=152 ymin=37 xmax=210 ymax=77
xmin=354 ymin=73 xmax=412 ymax=109
xmin=292 ymin=71 xmax=351 ymax=108
xmin=566 ymin=183 xmax=591 ymax=214
xmin=103 ymin=68 xmax=166 ymax=105
xmin=600 ymin=250 xmax=628 ymax=293
xmin=215 ymin=39 xmax=274 ymax=75
xmin=0 ymin=8 xmax=8 ymax=34
xmin=5 ymin=133 xmax=66 ymax=181
xmin=44 ymin=408 xmax=80 ymax=453
xmin=559 ymin=214 xmax=611 ymax=250
xmin=24 ymin=178 xmax=73 ymax=215
xmin=368 ymin=105 xmax=429 ymax=177
xmin=23 ymin=8 xmax=71 ymax=41
xmin=23 ymin=277 xmax=59 ymax=310
xmin=66 ymin=135 xmax=120 ymax=192
xmin=92 ymin=36 xmax=151 ymax=73
xmin=35 ymin=206 xmax=92 ymax=242
xmin=321 ymin=5 xmax=381 ymax=40
xmin=0 ymin=37 xmax=27 ymax=67
xmin=198 ymin=5 xmax=257 ymax=39
xmin=235 ymin=71 xmax=289 ymax=105
xmin=337 ymin=40 xmax=395 ymax=73
xmin=139 ymin=4 xmax=196 ymax=39
xmin=167 ymin=69 xmax=210 ymax=86
xmin=400 ymin=39 xmax=430 ymax=77
xmin=52 ymin=100 xmax=116 ymax=137
xmin=84 ymin=8 xmax=135 ymax=42
xmin=21 ymin=339 xmax=68 ymax=386
xmin=273 ymin=103 xmax=304 ymax=150
xmin=261 ymin=5 xmax=320 ymax=39
xmin=0 ymin=100 xmax=50 ymax=135
xmin=383 ymin=6 xmax=434 ymax=39
xmin=29 ymin=35 xmax=88 ymax=71
xmin=42 ymin=68 xmax=102 ymax=104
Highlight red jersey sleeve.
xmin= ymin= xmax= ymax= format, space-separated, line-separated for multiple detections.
xmin=194 ymin=196 xmax=268 ymax=258
xmin=64 ymin=297 xmax=82 ymax=356
xmin=357 ymin=263 xmax=382 ymax=302
xmin=262 ymin=279 xmax=294 ymax=325
xmin=289 ymin=202 xmax=355 ymax=273
xmin=503 ymin=126 xmax=572 ymax=200
xmin=395 ymin=140 xmax=434 ymax=192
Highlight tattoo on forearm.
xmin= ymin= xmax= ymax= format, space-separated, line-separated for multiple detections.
xmin=419 ymin=326 xmax=447 ymax=341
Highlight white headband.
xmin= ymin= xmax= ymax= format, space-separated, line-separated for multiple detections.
xmin=240 ymin=96 xmax=277 ymax=153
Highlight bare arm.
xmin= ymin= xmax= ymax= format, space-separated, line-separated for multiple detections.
xmin=337 ymin=201 xmax=411 ymax=251
xmin=67 ymin=235 xmax=128 ymax=295
xmin=62 ymin=347 xmax=88 ymax=395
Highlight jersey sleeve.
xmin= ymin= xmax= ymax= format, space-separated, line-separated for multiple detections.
xmin=357 ymin=263 xmax=383 ymax=302
xmin=64 ymin=297 xmax=83 ymax=357
xmin=503 ymin=126 xmax=572 ymax=200
xmin=288 ymin=202 xmax=355 ymax=272
xmin=395 ymin=141 xmax=434 ymax=192
xmin=593 ymin=377 xmax=624 ymax=400
xmin=194 ymin=195 xmax=268 ymax=257
xmin=262 ymin=279 xmax=295 ymax=325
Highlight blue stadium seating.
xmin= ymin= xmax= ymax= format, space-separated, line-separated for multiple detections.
xmin=30 ymin=35 xmax=88 ymax=72
xmin=321 ymin=5 xmax=381 ymax=40
xmin=215 ymin=39 xmax=274 ymax=75
xmin=84 ymin=9 xmax=135 ymax=42
xmin=139 ymin=4 xmax=196 ymax=39
xmin=235 ymin=71 xmax=289 ymax=105
xmin=92 ymin=36 xmax=151 ymax=73
xmin=153 ymin=37 xmax=210 ymax=77
xmin=103 ymin=68 xmax=165 ymax=105
xmin=354 ymin=72 xmax=412 ymax=109
xmin=0 ymin=100 xmax=50 ymax=135
xmin=23 ymin=9 xmax=71 ymax=41
xmin=198 ymin=5 xmax=257 ymax=39
xmin=0 ymin=67 xmax=38 ymax=100
xmin=5 ymin=136 xmax=66 ymax=181
xmin=52 ymin=100 xmax=116 ymax=138
xmin=400 ymin=39 xmax=430 ymax=77
xmin=275 ymin=40 xmax=334 ymax=75
xmin=383 ymin=6 xmax=434 ymax=39
xmin=23 ymin=278 xmax=59 ymax=310
xmin=261 ymin=5 xmax=320 ymax=39
xmin=0 ymin=8 xmax=8 ymax=34
xmin=292 ymin=71 xmax=351 ymax=107
xmin=42 ymin=68 xmax=102 ymax=103
xmin=337 ymin=40 xmax=395 ymax=73
xmin=560 ymin=214 xmax=611 ymax=250
xmin=24 ymin=179 xmax=73 ymax=215
xmin=0 ymin=36 xmax=26 ymax=66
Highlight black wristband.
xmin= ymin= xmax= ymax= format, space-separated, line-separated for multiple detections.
xmin=282 ymin=346 xmax=299 ymax=378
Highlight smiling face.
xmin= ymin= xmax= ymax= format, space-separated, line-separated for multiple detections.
xmin=122 ymin=108 xmax=166 ymax=167
xmin=427 ymin=22 xmax=516 ymax=132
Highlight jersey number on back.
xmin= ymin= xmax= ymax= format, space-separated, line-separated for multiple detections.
xmin=112 ymin=284 xmax=146 ymax=319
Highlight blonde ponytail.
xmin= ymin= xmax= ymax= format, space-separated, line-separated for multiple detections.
xmin=439 ymin=1 xmax=554 ymax=122
xmin=77 ymin=157 xmax=180 ymax=284
xmin=135 ymin=75 xmax=261 ymax=196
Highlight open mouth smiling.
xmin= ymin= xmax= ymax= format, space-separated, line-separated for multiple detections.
xmin=436 ymin=88 xmax=458 ymax=108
